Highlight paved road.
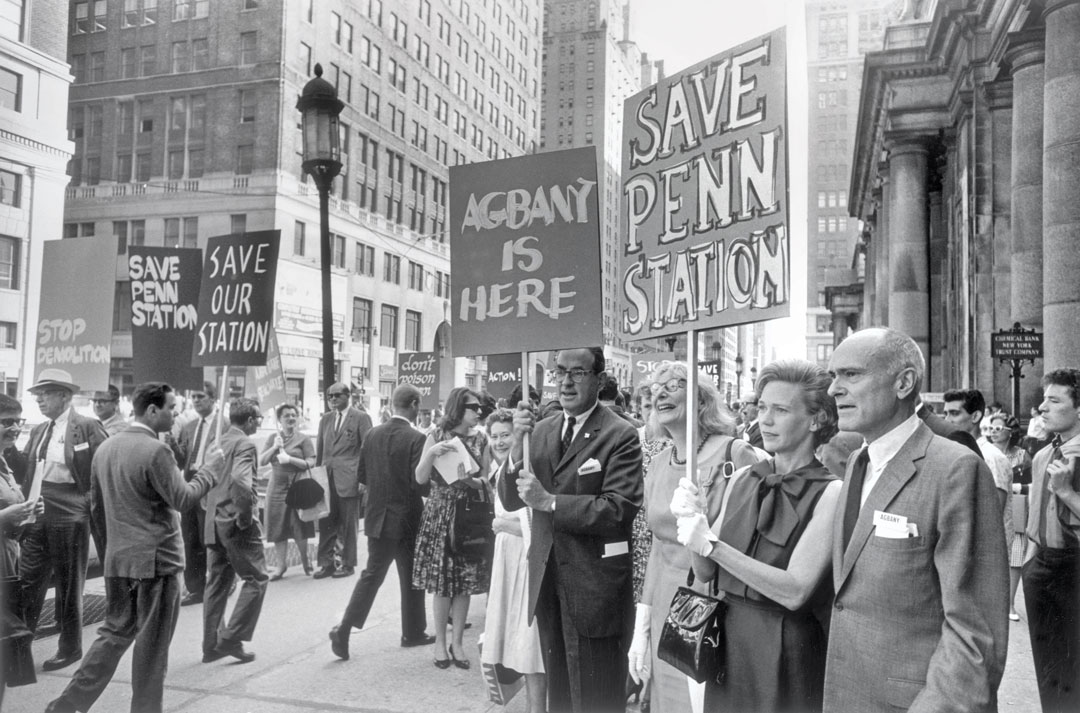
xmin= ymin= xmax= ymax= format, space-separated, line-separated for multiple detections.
xmin=7 ymin=534 xmax=1042 ymax=713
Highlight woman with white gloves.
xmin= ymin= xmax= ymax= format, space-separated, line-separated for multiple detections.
xmin=672 ymin=359 xmax=841 ymax=712
xmin=627 ymin=361 xmax=761 ymax=711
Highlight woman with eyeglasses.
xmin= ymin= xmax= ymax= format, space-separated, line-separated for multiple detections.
xmin=672 ymin=360 xmax=841 ymax=712
xmin=627 ymin=362 xmax=762 ymax=712
xmin=481 ymin=408 xmax=547 ymax=713
xmin=413 ymin=387 xmax=492 ymax=670
xmin=987 ymin=412 xmax=1032 ymax=621
xmin=259 ymin=402 xmax=316 ymax=579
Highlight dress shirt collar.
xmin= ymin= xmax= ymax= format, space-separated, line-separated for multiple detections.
xmin=131 ymin=421 xmax=156 ymax=436
xmin=391 ymin=414 xmax=412 ymax=424
xmin=564 ymin=402 xmax=598 ymax=437
xmin=52 ymin=406 xmax=71 ymax=431
xmin=865 ymin=411 xmax=921 ymax=471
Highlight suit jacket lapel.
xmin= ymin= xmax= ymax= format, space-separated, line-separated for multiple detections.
xmin=836 ymin=424 xmax=931 ymax=590
xmin=558 ymin=406 xmax=603 ymax=468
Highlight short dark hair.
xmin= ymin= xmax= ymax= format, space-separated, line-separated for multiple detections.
xmin=478 ymin=391 xmax=497 ymax=419
xmin=132 ymin=382 xmax=173 ymax=416
xmin=0 ymin=394 xmax=21 ymax=414
xmin=200 ymin=380 xmax=218 ymax=399
xmin=229 ymin=397 xmax=260 ymax=425
xmin=598 ymin=374 xmax=621 ymax=401
xmin=275 ymin=402 xmax=299 ymax=421
xmin=555 ymin=346 xmax=605 ymax=374
xmin=1043 ymin=369 xmax=1080 ymax=407
xmin=943 ymin=389 xmax=985 ymax=419
xmin=392 ymin=384 xmax=422 ymax=410
xmin=508 ymin=384 xmax=541 ymax=407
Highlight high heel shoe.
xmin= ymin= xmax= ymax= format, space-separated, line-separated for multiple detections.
xmin=448 ymin=644 xmax=470 ymax=670
xmin=269 ymin=568 xmax=286 ymax=581
xmin=302 ymin=559 xmax=313 ymax=576
xmin=433 ymin=649 xmax=451 ymax=669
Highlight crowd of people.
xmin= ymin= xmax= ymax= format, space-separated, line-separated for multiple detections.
xmin=1 ymin=326 xmax=1078 ymax=713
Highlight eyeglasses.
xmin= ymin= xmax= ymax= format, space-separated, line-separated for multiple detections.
xmin=650 ymin=378 xmax=687 ymax=395
xmin=91 ymin=399 xmax=117 ymax=405
xmin=326 ymin=391 xmax=348 ymax=398
xmin=548 ymin=368 xmax=594 ymax=383
xmin=463 ymin=403 xmax=482 ymax=412
xmin=0 ymin=417 xmax=25 ymax=428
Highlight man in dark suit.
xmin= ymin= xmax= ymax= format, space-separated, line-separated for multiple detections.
xmin=916 ymin=399 xmax=982 ymax=457
xmin=45 ymin=382 xmax=222 ymax=713
xmin=19 ymin=368 xmax=108 ymax=672
xmin=314 ymin=382 xmax=373 ymax=579
xmin=740 ymin=395 xmax=764 ymax=449
xmin=329 ymin=384 xmax=434 ymax=659
xmin=499 ymin=347 xmax=642 ymax=713
xmin=201 ymin=398 xmax=267 ymax=664
xmin=175 ymin=381 xmax=219 ymax=606
xmin=823 ymin=328 xmax=1008 ymax=712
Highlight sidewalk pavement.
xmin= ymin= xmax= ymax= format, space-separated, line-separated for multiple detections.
xmin=7 ymin=533 xmax=1043 ymax=713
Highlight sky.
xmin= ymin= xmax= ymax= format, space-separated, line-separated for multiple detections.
xmin=628 ymin=0 xmax=811 ymax=361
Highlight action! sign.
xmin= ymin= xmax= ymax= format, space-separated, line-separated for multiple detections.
xmin=397 ymin=351 xmax=440 ymax=409
xmin=449 ymin=146 xmax=603 ymax=357
xmin=619 ymin=28 xmax=789 ymax=341
xmin=35 ymin=236 xmax=116 ymax=391
xmin=485 ymin=353 xmax=522 ymax=401
xmin=192 ymin=230 xmax=280 ymax=367
xmin=128 ymin=246 xmax=203 ymax=389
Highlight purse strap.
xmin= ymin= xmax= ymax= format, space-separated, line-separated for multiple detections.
xmin=683 ymin=437 xmax=739 ymax=593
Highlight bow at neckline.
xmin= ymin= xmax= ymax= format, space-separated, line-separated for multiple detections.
xmin=734 ymin=459 xmax=832 ymax=547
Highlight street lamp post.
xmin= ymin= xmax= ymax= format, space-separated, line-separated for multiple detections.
xmin=297 ymin=63 xmax=345 ymax=389
xmin=735 ymin=354 xmax=744 ymax=399
xmin=750 ymin=365 xmax=758 ymax=393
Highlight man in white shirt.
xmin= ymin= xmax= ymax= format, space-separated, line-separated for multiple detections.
xmin=942 ymin=388 xmax=1012 ymax=540
xmin=823 ymin=328 xmax=1007 ymax=712
xmin=175 ymin=381 xmax=219 ymax=606
xmin=91 ymin=385 xmax=126 ymax=438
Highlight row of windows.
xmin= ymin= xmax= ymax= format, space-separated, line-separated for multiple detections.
xmin=816 ymin=66 xmax=848 ymax=83
xmin=350 ymin=298 xmax=424 ymax=351
xmin=816 ymin=190 xmax=848 ymax=209
xmin=816 ymin=216 xmax=850 ymax=233
xmin=72 ymin=31 xmax=257 ymax=82
xmin=816 ymin=90 xmax=848 ymax=109
xmin=74 ymin=0 xmax=259 ymax=35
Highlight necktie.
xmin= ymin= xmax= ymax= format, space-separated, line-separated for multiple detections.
xmin=37 ymin=420 xmax=55 ymax=462
xmin=560 ymin=416 xmax=576 ymax=458
xmin=1038 ymin=436 xmax=1064 ymax=546
xmin=335 ymin=411 xmax=343 ymax=432
xmin=189 ymin=418 xmax=204 ymax=470
xmin=841 ymin=448 xmax=870 ymax=551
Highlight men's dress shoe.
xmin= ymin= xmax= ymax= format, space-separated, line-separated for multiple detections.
xmin=331 ymin=566 xmax=355 ymax=578
xmin=201 ymin=649 xmax=228 ymax=663
xmin=312 ymin=566 xmax=336 ymax=579
xmin=213 ymin=640 xmax=255 ymax=664
xmin=44 ymin=698 xmax=77 ymax=713
xmin=329 ymin=625 xmax=350 ymax=660
xmin=180 ymin=592 xmax=203 ymax=606
xmin=400 ymin=633 xmax=437 ymax=648
xmin=42 ymin=651 xmax=82 ymax=671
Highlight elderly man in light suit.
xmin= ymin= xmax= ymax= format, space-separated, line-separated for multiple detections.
xmin=824 ymin=328 xmax=1008 ymax=712
xmin=314 ymin=382 xmax=373 ymax=579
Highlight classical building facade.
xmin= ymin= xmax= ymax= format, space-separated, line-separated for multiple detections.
xmin=845 ymin=0 xmax=1080 ymax=410
xmin=0 ymin=0 xmax=73 ymax=398
xmin=63 ymin=0 xmax=541 ymax=414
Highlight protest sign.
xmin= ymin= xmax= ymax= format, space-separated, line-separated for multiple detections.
xmin=485 ymin=353 xmax=521 ymax=401
xmin=249 ymin=326 xmax=288 ymax=417
xmin=619 ymin=28 xmax=789 ymax=341
xmin=630 ymin=351 xmax=676 ymax=388
xmin=397 ymin=351 xmax=440 ymax=409
xmin=449 ymin=146 xmax=603 ymax=357
xmin=128 ymin=246 xmax=202 ymax=389
xmin=192 ymin=230 xmax=280 ymax=367
xmin=699 ymin=359 xmax=724 ymax=391
xmin=35 ymin=236 xmax=116 ymax=391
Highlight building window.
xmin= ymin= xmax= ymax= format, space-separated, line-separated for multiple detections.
xmin=0 ymin=321 xmax=15 ymax=349
xmin=0 ymin=235 xmax=18 ymax=289
xmin=229 ymin=214 xmax=245 ymax=236
xmin=352 ymin=297 xmax=372 ymax=339
xmin=383 ymin=253 xmax=401 ymax=283
xmin=140 ymin=45 xmax=157 ymax=75
xmin=408 ymin=261 xmax=424 ymax=290
xmin=380 ymin=304 xmax=398 ymax=348
xmin=239 ymin=89 xmax=256 ymax=123
xmin=113 ymin=281 xmax=132 ymax=331
xmin=113 ymin=221 xmax=128 ymax=254
xmin=0 ymin=170 xmax=19 ymax=207
xmin=74 ymin=0 xmax=106 ymax=34
xmin=299 ymin=42 xmax=311 ymax=75
xmin=236 ymin=144 xmax=254 ymax=174
xmin=293 ymin=220 xmax=305 ymax=255
xmin=192 ymin=38 xmax=209 ymax=70
xmin=355 ymin=242 xmax=374 ymax=276
xmin=239 ymin=32 xmax=257 ymax=64
xmin=0 ymin=68 xmax=20 ymax=111
xmin=334 ymin=234 xmax=346 ymax=268
xmin=404 ymin=310 xmax=421 ymax=351
xmin=0 ymin=0 xmax=25 ymax=42
xmin=123 ymin=0 xmax=158 ymax=28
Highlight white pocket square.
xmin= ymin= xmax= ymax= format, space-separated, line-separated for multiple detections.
xmin=578 ymin=458 xmax=601 ymax=475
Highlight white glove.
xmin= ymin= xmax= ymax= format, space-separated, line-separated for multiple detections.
xmin=677 ymin=512 xmax=718 ymax=556
xmin=670 ymin=477 xmax=705 ymax=518
xmin=627 ymin=603 xmax=652 ymax=685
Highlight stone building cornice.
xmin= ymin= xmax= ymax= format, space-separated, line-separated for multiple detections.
xmin=0 ymin=128 xmax=74 ymax=160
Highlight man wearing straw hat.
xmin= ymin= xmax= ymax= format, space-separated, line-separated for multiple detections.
xmin=18 ymin=368 xmax=108 ymax=672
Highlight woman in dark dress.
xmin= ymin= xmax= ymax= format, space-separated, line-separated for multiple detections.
xmin=673 ymin=360 xmax=842 ymax=712
xmin=259 ymin=402 xmax=316 ymax=579
xmin=413 ymin=387 xmax=491 ymax=670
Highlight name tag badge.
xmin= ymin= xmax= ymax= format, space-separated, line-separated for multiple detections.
xmin=602 ymin=541 xmax=629 ymax=558
xmin=74 ymin=442 xmax=90 ymax=452
xmin=872 ymin=510 xmax=907 ymax=528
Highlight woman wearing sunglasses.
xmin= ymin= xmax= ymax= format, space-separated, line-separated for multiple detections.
xmin=628 ymin=361 xmax=761 ymax=712
xmin=987 ymin=412 xmax=1032 ymax=621
xmin=413 ymin=387 xmax=491 ymax=670
xmin=673 ymin=360 xmax=840 ymax=712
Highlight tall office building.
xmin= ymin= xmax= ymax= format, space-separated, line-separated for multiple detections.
xmin=538 ymin=0 xmax=657 ymax=386
xmin=63 ymin=0 xmax=541 ymax=412
xmin=0 ymin=0 xmax=73 ymax=397
xmin=804 ymin=0 xmax=891 ymax=367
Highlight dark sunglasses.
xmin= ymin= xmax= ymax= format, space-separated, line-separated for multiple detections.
xmin=0 ymin=417 xmax=25 ymax=428
xmin=463 ymin=403 xmax=482 ymax=412
xmin=326 ymin=391 xmax=348 ymax=397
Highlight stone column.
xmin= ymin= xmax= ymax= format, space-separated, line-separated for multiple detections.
xmin=1006 ymin=34 xmax=1045 ymax=405
xmin=983 ymin=81 xmax=1014 ymax=406
xmin=928 ymin=187 xmax=946 ymax=390
xmin=1043 ymin=0 xmax=1080 ymax=371
xmin=886 ymin=136 xmax=931 ymax=382
xmin=875 ymin=170 xmax=891 ymax=327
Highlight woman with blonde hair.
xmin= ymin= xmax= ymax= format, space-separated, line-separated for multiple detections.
xmin=628 ymin=361 xmax=762 ymax=711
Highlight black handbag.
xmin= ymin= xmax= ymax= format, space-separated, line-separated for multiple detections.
xmin=657 ymin=570 xmax=726 ymax=684
xmin=450 ymin=487 xmax=495 ymax=557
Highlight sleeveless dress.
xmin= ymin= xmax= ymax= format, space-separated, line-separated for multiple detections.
xmin=706 ymin=459 xmax=838 ymax=713
xmin=411 ymin=428 xmax=492 ymax=597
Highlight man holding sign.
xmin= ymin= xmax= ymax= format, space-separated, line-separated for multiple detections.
xmin=498 ymin=347 xmax=642 ymax=713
